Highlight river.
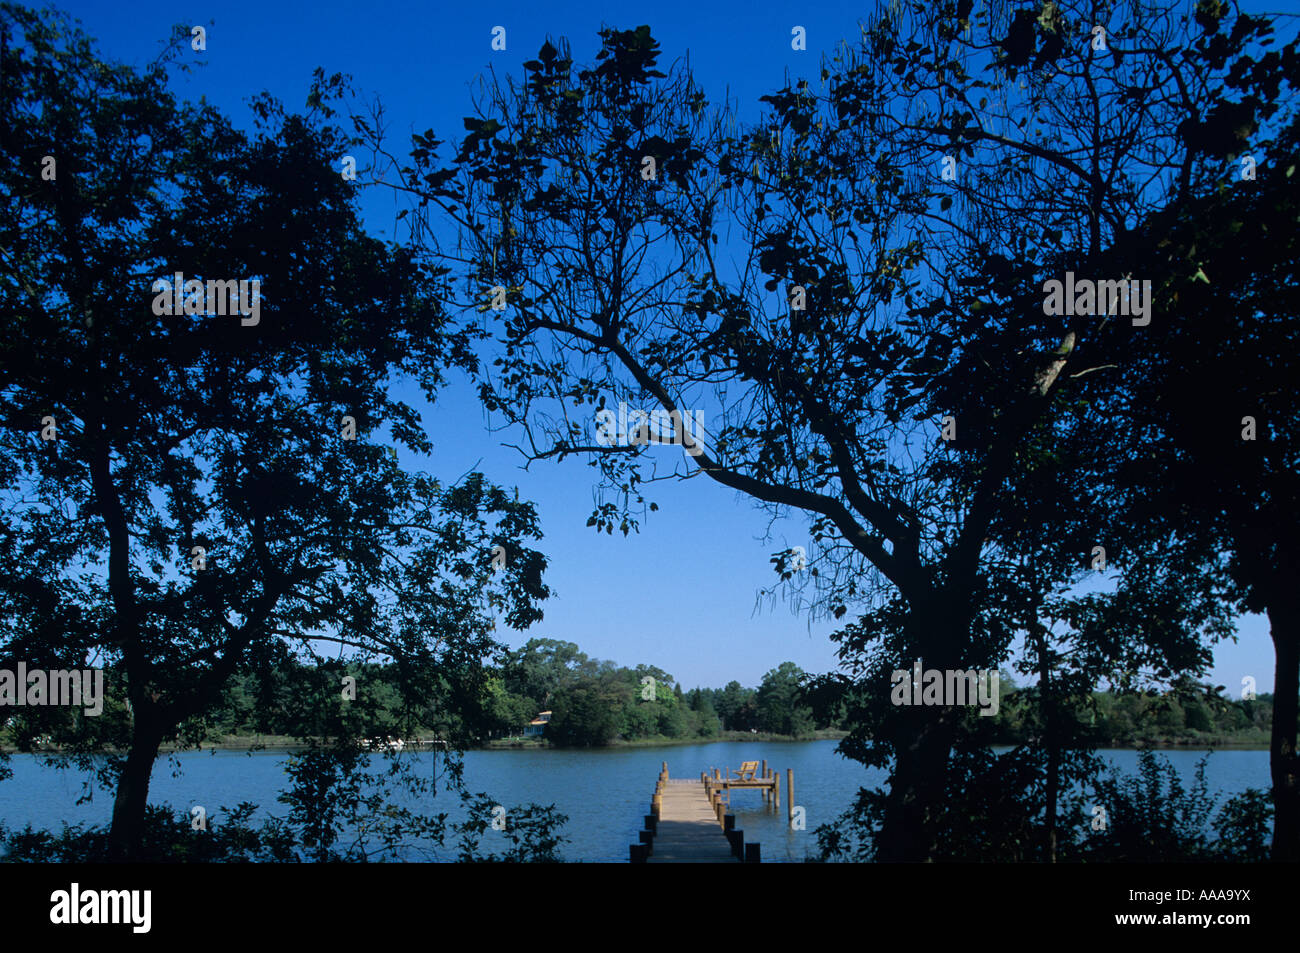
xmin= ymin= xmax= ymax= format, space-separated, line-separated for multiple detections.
xmin=0 ymin=741 xmax=1271 ymax=862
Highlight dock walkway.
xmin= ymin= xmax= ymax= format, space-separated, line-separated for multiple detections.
xmin=630 ymin=763 xmax=764 ymax=862
xmin=647 ymin=779 xmax=740 ymax=863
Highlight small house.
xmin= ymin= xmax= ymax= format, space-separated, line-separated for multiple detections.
xmin=524 ymin=710 xmax=552 ymax=737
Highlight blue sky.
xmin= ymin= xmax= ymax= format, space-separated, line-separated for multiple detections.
xmin=48 ymin=0 xmax=1290 ymax=694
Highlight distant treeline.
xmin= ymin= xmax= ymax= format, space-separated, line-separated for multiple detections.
xmin=980 ymin=677 xmax=1276 ymax=748
xmin=138 ymin=638 xmax=837 ymax=746
xmin=62 ymin=641 xmax=1273 ymax=750
xmin=483 ymin=640 xmax=831 ymax=744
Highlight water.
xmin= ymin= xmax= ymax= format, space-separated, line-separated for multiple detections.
xmin=0 ymin=742 xmax=1271 ymax=861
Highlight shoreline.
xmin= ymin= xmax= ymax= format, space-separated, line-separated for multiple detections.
xmin=1 ymin=732 xmax=1272 ymax=756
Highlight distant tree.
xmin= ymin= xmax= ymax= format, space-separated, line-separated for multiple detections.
xmin=715 ymin=680 xmax=756 ymax=731
xmin=484 ymin=677 xmax=537 ymax=737
xmin=503 ymin=639 xmax=596 ymax=707
xmin=547 ymin=681 xmax=625 ymax=746
xmin=756 ymin=662 xmax=814 ymax=736
xmin=734 ymin=697 xmax=760 ymax=733
xmin=1154 ymin=699 xmax=1186 ymax=732
xmin=687 ymin=688 xmax=721 ymax=737
xmin=656 ymin=697 xmax=690 ymax=738
xmin=1184 ymin=697 xmax=1214 ymax=734
xmin=693 ymin=708 xmax=722 ymax=738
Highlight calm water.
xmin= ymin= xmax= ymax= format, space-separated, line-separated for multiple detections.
xmin=0 ymin=742 xmax=1271 ymax=862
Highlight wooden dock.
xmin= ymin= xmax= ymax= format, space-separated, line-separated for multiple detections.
xmin=630 ymin=762 xmax=764 ymax=863
xmin=646 ymin=780 xmax=740 ymax=863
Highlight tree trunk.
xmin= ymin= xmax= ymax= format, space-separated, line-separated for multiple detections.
xmin=1267 ymin=597 xmax=1300 ymax=862
xmin=107 ymin=711 xmax=165 ymax=860
xmin=1031 ymin=623 xmax=1058 ymax=862
xmin=874 ymin=595 xmax=973 ymax=861
xmin=877 ymin=705 xmax=956 ymax=861
xmin=1044 ymin=727 xmax=1059 ymax=863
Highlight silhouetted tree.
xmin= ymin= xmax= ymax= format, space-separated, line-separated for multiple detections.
xmin=341 ymin=4 xmax=1295 ymax=858
xmin=0 ymin=6 xmax=549 ymax=858
xmin=1072 ymin=109 xmax=1300 ymax=859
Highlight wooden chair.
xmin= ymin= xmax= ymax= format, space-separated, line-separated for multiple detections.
xmin=732 ymin=761 xmax=760 ymax=781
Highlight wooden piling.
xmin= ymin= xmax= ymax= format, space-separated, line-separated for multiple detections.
xmin=786 ymin=768 xmax=794 ymax=823
xmin=731 ymin=829 xmax=744 ymax=859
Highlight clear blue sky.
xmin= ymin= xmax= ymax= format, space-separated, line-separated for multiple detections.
xmin=49 ymin=0 xmax=1291 ymax=694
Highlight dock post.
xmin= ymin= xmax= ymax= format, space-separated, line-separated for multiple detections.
xmin=745 ymin=842 xmax=761 ymax=863
xmin=786 ymin=769 xmax=794 ymax=824
xmin=774 ymin=771 xmax=780 ymax=810
xmin=724 ymin=818 xmax=742 ymax=858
